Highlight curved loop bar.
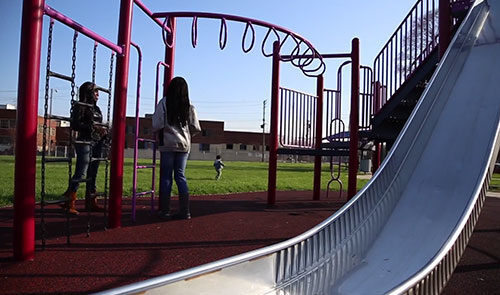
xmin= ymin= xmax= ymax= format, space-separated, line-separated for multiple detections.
xmin=219 ymin=18 xmax=228 ymax=50
xmin=302 ymin=60 xmax=326 ymax=77
xmin=278 ymin=34 xmax=298 ymax=62
xmin=301 ymin=54 xmax=324 ymax=72
xmin=152 ymin=11 xmax=328 ymax=77
xmin=162 ymin=17 xmax=174 ymax=48
xmin=261 ymin=27 xmax=281 ymax=57
xmin=296 ymin=46 xmax=315 ymax=68
xmin=191 ymin=16 xmax=198 ymax=48
xmin=242 ymin=21 xmax=255 ymax=53
xmin=290 ymin=40 xmax=305 ymax=66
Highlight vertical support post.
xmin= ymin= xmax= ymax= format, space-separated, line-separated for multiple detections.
xmin=108 ymin=0 xmax=133 ymax=228
xmin=313 ymin=75 xmax=324 ymax=200
xmin=158 ymin=17 xmax=176 ymax=212
xmin=348 ymin=38 xmax=360 ymax=200
xmin=372 ymin=81 xmax=382 ymax=173
xmin=14 ymin=0 xmax=45 ymax=261
xmin=439 ymin=0 xmax=452 ymax=59
xmin=163 ymin=17 xmax=176 ymax=93
xmin=267 ymin=41 xmax=280 ymax=206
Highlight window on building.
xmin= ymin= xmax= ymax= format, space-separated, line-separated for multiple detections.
xmin=0 ymin=120 xmax=9 ymax=129
xmin=199 ymin=143 xmax=210 ymax=151
xmin=240 ymin=144 xmax=247 ymax=151
xmin=266 ymin=145 xmax=270 ymax=151
xmin=0 ymin=137 xmax=11 ymax=144
xmin=126 ymin=125 xmax=135 ymax=134
xmin=201 ymin=129 xmax=208 ymax=136
xmin=226 ymin=144 xmax=233 ymax=150
xmin=253 ymin=145 xmax=259 ymax=151
xmin=9 ymin=120 xmax=16 ymax=128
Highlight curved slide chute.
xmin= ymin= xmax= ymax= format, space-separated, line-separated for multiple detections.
xmin=97 ymin=1 xmax=500 ymax=294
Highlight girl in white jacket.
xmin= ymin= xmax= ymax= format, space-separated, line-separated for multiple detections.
xmin=152 ymin=77 xmax=201 ymax=219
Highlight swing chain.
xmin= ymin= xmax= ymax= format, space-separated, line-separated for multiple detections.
xmin=40 ymin=19 xmax=54 ymax=250
xmin=92 ymin=42 xmax=97 ymax=84
xmin=103 ymin=52 xmax=114 ymax=228
xmin=107 ymin=53 xmax=114 ymax=124
xmin=71 ymin=32 xmax=77 ymax=100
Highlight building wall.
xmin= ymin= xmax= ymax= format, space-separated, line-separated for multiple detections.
xmin=0 ymin=109 xmax=16 ymax=153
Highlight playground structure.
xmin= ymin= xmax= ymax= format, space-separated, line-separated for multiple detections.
xmin=12 ymin=0 xmax=497 ymax=293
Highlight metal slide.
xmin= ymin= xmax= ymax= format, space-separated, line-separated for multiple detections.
xmin=98 ymin=0 xmax=500 ymax=294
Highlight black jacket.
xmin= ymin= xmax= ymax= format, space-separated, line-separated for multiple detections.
xmin=71 ymin=102 xmax=103 ymax=141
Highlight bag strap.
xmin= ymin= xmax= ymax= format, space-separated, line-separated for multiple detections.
xmin=163 ymin=99 xmax=167 ymax=128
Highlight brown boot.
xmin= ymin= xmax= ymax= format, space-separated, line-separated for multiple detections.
xmin=85 ymin=191 xmax=105 ymax=212
xmin=67 ymin=191 xmax=79 ymax=215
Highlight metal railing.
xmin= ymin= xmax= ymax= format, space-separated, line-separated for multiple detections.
xmin=278 ymin=87 xmax=317 ymax=148
xmin=373 ymin=0 xmax=439 ymax=108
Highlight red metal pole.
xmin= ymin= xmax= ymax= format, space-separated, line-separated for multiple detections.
xmin=13 ymin=0 xmax=44 ymax=261
xmin=348 ymin=38 xmax=360 ymax=200
xmin=313 ymin=75 xmax=324 ymax=200
xmin=267 ymin=41 xmax=280 ymax=206
xmin=439 ymin=0 xmax=452 ymax=59
xmin=108 ymin=0 xmax=133 ymax=228
xmin=159 ymin=17 xmax=176 ymax=211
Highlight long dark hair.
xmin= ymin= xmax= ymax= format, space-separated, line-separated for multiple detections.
xmin=166 ymin=77 xmax=190 ymax=127
xmin=79 ymin=81 xmax=96 ymax=104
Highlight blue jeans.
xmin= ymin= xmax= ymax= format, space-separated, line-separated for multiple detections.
xmin=69 ymin=140 xmax=103 ymax=194
xmin=159 ymin=151 xmax=189 ymax=212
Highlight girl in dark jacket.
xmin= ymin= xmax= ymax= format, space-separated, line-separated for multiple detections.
xmin=63 ymin=81 xmax=108 ymax=214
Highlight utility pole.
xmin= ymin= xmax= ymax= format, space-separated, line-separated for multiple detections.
xmin=261 ymin=99 xmax=267 ymax=162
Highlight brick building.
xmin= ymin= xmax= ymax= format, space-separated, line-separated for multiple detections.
xmin=0 ymin=107 xmax=65 ymax=155
xmin=124 ymin=116 xmax=271 ymax=162
xmin=1 ymin=108 xmax=271 ymax=162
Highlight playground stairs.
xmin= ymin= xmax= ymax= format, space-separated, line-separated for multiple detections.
xmin=370 ymin=49 xmax=439 ymax=145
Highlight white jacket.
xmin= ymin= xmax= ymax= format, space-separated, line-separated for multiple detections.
xmin=152 ymin=97 xmax=201 ymax=153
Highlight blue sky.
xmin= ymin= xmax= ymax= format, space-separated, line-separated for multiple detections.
xmin=0 ymin=0 xmax=417 ymax=132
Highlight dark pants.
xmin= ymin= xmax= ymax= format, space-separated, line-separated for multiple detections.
xmin=68 ymin=140 xmax=103 ymax=194
xmin=159 ymin=151 xmax=189 ymax=212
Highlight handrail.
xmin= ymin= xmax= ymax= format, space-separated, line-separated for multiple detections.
xmin=373 ymin=0 xmax=473 ymax=111
xmin=373 ymin=0 xmax=438 ymax=108
xmin=152 ymin=11 xmax=326 ymax=77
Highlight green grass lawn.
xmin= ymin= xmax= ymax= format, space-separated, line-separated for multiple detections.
xmin=0 ymin=155 xmax=368 ymax=207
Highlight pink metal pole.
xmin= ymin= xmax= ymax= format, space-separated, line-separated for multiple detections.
xmin=108 ymin=0 xmax=133 ymax=229
xmin=44 ymin=5 xmax=123 ymax=54
xmin=133 ymin=0 xmax=172 ymax=34
xmin=158 ymin=17 xmax=176 ymax=211
xmin=164 ymin=17 xmax=176 ymax=93
xmin=439 ymin=0 xmax=452 ymax=59
xmin=267 ymin=41 xmax=280 ymax=206
xmin=347 ymin=38 xmax=360 ymax=200
xmin=14 ymin=0 xmax=44 ymax=261
xmin=313 ymin=75 xmax=324 ymax=201
xmin=131 ymin=42 xmax=142 ymax=222
xmin=372 ymin=81 xmax=382 ymax=173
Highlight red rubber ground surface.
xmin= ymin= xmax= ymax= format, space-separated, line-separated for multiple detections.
xmin=0 ymin=192 xmax=498 ymax=294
